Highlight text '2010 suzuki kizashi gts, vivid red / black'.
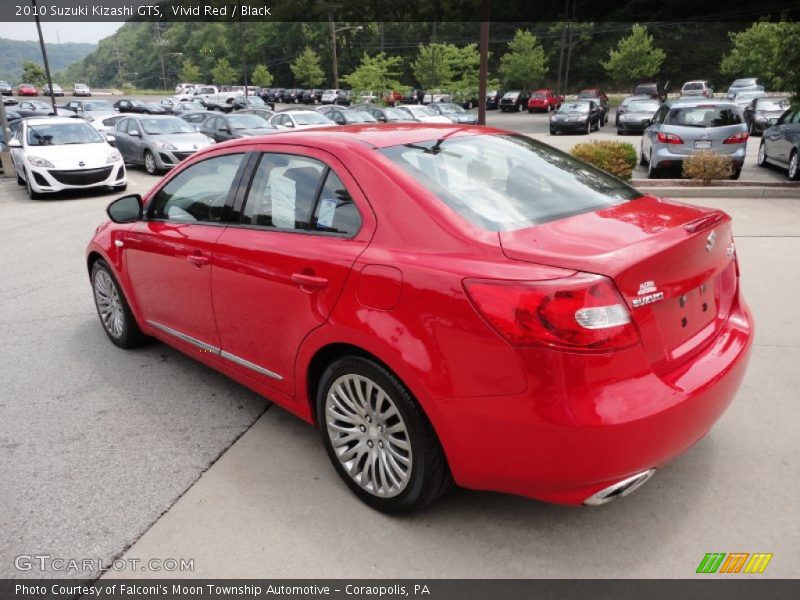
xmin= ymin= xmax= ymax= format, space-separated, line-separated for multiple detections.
xmin=87 ymin=124 xmax=753 ymax=513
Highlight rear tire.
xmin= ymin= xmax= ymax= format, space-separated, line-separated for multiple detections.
xmin=317 ymin=356 xmax=452 ymax=514
xmin=647 ymin=150 xmax=660 ymax=179
xmin=730 ymin=168 xmax=741 ymax=180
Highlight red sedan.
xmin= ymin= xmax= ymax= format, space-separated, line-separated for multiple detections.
xmin=86 ymin=125 xmax=753 ymax=513
xmin=527 ymin=89 xmax=564 ymax=113
xmin=17 ymin=83 xmax=38 ymax=96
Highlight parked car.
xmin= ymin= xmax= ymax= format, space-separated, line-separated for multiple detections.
xmin=111 ymin=115 xmax=214 ymax=175
xmin=73 ymin=83 xmax=91 ymax=97
xmin=199 ymin=113 xmax=276 ymax=142
xmin=732 ymin=90 xmax=767 ymax=111
xmin=499 ymin=90 xmax=529 ymax=112
xmin=13 ymin=100 xmax=73 ymax=117
xmin=87 ymin=124 xmax=753 ymax=513
xmin=726 ymin=77 xmax=765 ymax=100
xmin=549 ymin=100 xmax=603 ymax=134
xmin=17 ymin=83 xmax=38 ymax=97
xmin=422 ymin=92 xmax=452 ymax=104
xmin=175 ymin=82 xmax=201 ymax=95
xmin=72 ymin=100 xmax=118 ymax=131
xmin=641 ymin=99 xmax=748 ymax=179
xmin=94 ymin=114 xmax=126 ymax=136
xmin=349 ymin=104 xmax=417 ymax=123
xmin=302 ymin=89 xmax=323 ymax=105
xmin=486 ymin=90 xmax=503 ymax=110
xmin=7 ymin=117 xmax=125 ymax=199
xmin=43 ymin=83 xmax=64 ymax=97
xmin=758 ymin=106 xmax=800 ymax=179
xmin=399 ymin=89 xmax=425 ymax=105
xmin=615 ymin=95 xmax=650 ymax=126
xmin=357 ymin=91 xmax=378 ymax=104
xmin=633 ymin=82 xmax=668 ymax=103
xmin=113 ymin=99 xmax=169 ymax=115
xmin=320 ymin=89 xmax=353 ymax=105
xmin=3 ymin=96 xmax=18 ymax=106
xmin=427 ymin=102 xmax=478 ymax=125
xmin=323 ymin=108 xmax=378 ymax=125
xmin=527 ymin=89 xmax=564 ymax=113
xmin=168 ymin=100 xmax=207 ymax=115
xmin=451 ymin=90 xmax=479 ymax=110
xmin=268 ymin=110 xmax=337 ymax=130
xmin=234 ymin=108 xmax=276 ymax=121
xmin=393 ymin=105 xmax=452 ymax=123
xmin=680 ymin=80 xmax=714 ymax=98
xmin=743 ymin=96 xmax=790 ymax=135
xmin=383 ymin=90 xmax=404 ymax=106
xmin=577 ymin=89 xmax=609 ymax=125
xmin=616 ymin=98 xmax=661 ymax=135
xmin=230 ymin=94 xmax=270 ymax=111
xmin=179 ymin=110 xmax=218 ymax=131
xmin=283 ymin=89 xmax=305 ymax=104
xmin=271 ymin=88 xmax=287 ymax=103
xmin=0 ymin=80 xmax=12 ymax=96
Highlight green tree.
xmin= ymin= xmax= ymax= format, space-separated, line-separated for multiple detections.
xmin=411 ymin=43 xmax=457 ymax=90
xmin=21 ymin=61 xmax=46 ymax=87
xmin=343 ymin=52 xmax=404 ymax=94
xmin=720 ymin=21 xmax=800 ymax=93
xmin=499 ymin=30 xmax=548 ymax=90
xmin=211 ymin=57 xmax=237 ymax=85
xmin=250 ymin=64 xmax=274 ymax=88
xmin=179 ymin=58 xmax=200 ymax=83
xmin=602 ymin=24 xmax=665 ymax=84
xmin=290 ymin=47 xmax=325 ymax=88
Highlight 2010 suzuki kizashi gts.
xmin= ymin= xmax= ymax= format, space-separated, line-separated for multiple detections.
xmin=87 ymin=125 xmax=753 ymax=513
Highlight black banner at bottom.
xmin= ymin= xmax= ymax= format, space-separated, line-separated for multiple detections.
xmin=2 ymin=579 xmax=800 ymax=600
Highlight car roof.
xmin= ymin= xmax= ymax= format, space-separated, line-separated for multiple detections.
xmin=21 ymin=116 xmax=87 ymax=126
xmin=667 ymin=98 xmax=737 ymax=108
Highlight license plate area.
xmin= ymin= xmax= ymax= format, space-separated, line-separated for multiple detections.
xmin=694 ymin=140 xmax=712 ymax=149
xmin=675 ymin=281 xmax=717 ymax=333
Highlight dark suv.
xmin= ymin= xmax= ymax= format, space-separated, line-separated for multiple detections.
xmin=499 ymin=90 xmax=530 ymax=112
xmin=633 ymin=82 xmax=668 ymax=103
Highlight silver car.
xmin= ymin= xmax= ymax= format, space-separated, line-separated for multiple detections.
xmin=641 ymin=99 xmax=749 ymax=179
xmin=726 ymin=77 xmax=764 ymax=100
xmin=111 ymin=115 xmax=214 ymax=175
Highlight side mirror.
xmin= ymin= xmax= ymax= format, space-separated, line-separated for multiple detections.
xmin=106 ymin=194 xmax=143 ymax=223
xmin=8 ymin=139 xmax=21 ymax=148
xmin=769 ymin=117 xmax=779 ymax=126
xmin=335 ymin=118 xmax=345 ymax=125
xmin=642 ymin=119 xmax=651 ymax=127
xmin=219 ymin=127 xmax=230 ymax=133
xmin=130 ymin=130 xmax=140 ymax=137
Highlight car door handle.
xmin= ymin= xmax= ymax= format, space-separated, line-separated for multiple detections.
xmin=187 ymin=254 xmax=210 ymax=267
xmin=291 ymin=273 xmax=328 ymax=288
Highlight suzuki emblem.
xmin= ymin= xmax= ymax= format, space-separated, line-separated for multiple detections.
xmin=706 ymin=230 xmax=717 ymax=252
xmin=78 ymin=161 xmax=85 ymax=167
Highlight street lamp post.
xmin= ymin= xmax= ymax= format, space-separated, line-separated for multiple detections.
xmin=329 ymin=17 xmax=362 ymax=89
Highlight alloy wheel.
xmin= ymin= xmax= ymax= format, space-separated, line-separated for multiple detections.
xmin=144 ymin=151 xmax=157 ymax=175
xmin=757 ymin=142 xmax=767 ymax=167
xmin=790 ymin=152 xmax=799 ymax=180
xmin=324 ymin=373 xmax=413 ymax=498
xmin=93 ymin=269 xmax=125 ymax=339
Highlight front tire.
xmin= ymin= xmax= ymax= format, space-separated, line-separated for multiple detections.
xmin=317 ymin=356 xmax=452 ymax=514
xmin=757 ymin=141 xmax=768 ymax=167
xmin=25 ymin=171 xmax=43 ymax=199
xmin=91 ymin=260 xmax=148 ymax=348
xmin=789 ymin=150 xmax=800 ymax=181
xmin=143 ymin=150 xmax=158 ymax=176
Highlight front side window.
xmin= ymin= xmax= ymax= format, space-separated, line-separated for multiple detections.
xmin=381 ymin=134 xmax=640 ymax=231
xmin=150 ymin=153 xmax=244 ymax=222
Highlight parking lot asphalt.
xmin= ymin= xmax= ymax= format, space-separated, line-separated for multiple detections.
xmin=2 ymin=147 xmax=799 ymax=581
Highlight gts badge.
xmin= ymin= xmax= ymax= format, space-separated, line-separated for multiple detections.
xmin=632 ymin=280 xmax=664 ymax=308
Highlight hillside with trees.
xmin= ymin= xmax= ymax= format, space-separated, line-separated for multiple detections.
xmin=0 ymin=38 xmax=95 ymax=82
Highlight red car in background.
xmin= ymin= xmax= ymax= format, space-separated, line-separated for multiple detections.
xmin=17 ymin=83 xmax=38 ymax=96
xmin=383 ymin=91 xmax=404 ymax=106
xmin=87 ymin=125 xmax=753 ymax=513
xmin=528 ymin=89 xmax=564 ymax=112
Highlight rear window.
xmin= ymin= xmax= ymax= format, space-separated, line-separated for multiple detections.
xmin=380 ymin=134 xmax=640 ymax=231
xmin=634 ymin=85 xmax=656 ymax=94
xmin=683 ymin=82 xmax=704 ymax=91
xmin=666 ymin=106 xmax=742 ymax=127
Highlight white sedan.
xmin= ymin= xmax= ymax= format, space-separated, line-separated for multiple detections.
xmin=268 ymin=110 xmax=337 ymax=130
xmin=394 ymin=105 xmax=452 ymax=124
xmin=8 ymin=117 xmax=126 ymax=200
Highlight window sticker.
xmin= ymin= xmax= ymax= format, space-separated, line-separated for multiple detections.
xmin=317 ymin=198 xmax=337 ymax=228
xmin=271 ymin=173 xmax=296 ymax=228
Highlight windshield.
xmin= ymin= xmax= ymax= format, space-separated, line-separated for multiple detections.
xmin=683 ymin=82 xmax=705 ymax=91
xmin=27 ymin=101 xmax=51 ymax=110
xmin=139 ymin=118 xmax=195 ymax=135
xmin=227 ymin=114 xmax=270 ymax=129
xmin=345 ymin=111 xmax=377 ymax=123
xmin=758 ymin=99 xmax=789 ymax=111
xmin=129 ymin=100 xmax=144 ymax=106
xmin=626 ymin=100 xmax=660 ymax=113
xmin=384 ymin=108 xmax=412 ymax=121
xmin=558 ymin=102 xmax=590 ymax=114
xmin=634 ymin=85 xmax=655 ymax=95
xmin=531 ymin=93 xmax=546 ymax=99
xmin=666 ymin=106 xmax=742 ymax=127
xmin=578 ymin=90 xmax=599 ymax=98
xmin=84 ymin=101 xmax=113 ymax=111
xmin=409 ymin=106 xmax=436 ymax=116
xmin=27 ymin=122 xmax=104 ymax=145
xmin=502 ymin=92 xmax=519 ymax=99
xmin=294 ymin=112 xmax=333 ymax=125
xmin=731 ymin=79 xmax=756 ymax=87
xmin=437 ymin=104 xmax=464 ymax=114
xmin=381 ymin=134 xmax=640 ymax=231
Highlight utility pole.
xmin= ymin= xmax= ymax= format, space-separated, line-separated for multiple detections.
xmin=556 ymin=0 xmax=568 ymax=95
xmin=478 ymin=0 xmax=489 ymax=126
xmin=32 ymin=0 xmax=57 ymax=114
xmin=114 ymin=35 xmax=125 ymax=84
xmin=238 ymin=1 xmax=248 ymax=97
xmin=329 ymin=10 xmax=338 ymax=88
xmin=563 ymin=0 xmax=576 ymax=96
xmin=154 ymin=23 xmax=167 ymax=91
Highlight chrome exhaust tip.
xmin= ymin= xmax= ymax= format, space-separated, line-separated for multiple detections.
xmin=583 ymin=468 xmax=656 ymax=506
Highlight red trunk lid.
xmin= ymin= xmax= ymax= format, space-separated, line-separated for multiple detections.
xmin=499 ymin=196 xmax=738 ymax=373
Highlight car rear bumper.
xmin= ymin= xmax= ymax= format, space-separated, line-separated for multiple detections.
xmin=27 ymin=162 xmax=126 ymax=193
xmin=427 ymin=291 xmax=753 ymax=505
xmin=652 ymin=144 xmax=747 ymax=169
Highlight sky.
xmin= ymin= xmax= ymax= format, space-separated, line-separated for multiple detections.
xmin=0 ymin=21 xmax=123 ymax=44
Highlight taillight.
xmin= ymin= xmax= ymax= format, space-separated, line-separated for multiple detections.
xmin=657 ymin=132 xmax=683 ymax=144
xmin=723 ymin=131 xmax=749 ymax=144
xmin=463 ymin=273 xmax=639 ymax=352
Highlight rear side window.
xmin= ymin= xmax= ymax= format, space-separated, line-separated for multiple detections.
xmin=381 ymin=134 xmax=640 ymax=231
xmin=311 ymin=171 xmax=361 ymax=236
xmin=666 ymin=106 xmax=742 ymax=127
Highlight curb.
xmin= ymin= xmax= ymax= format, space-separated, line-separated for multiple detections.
xmin=635 ymin=186 xmax=800 ymax=199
